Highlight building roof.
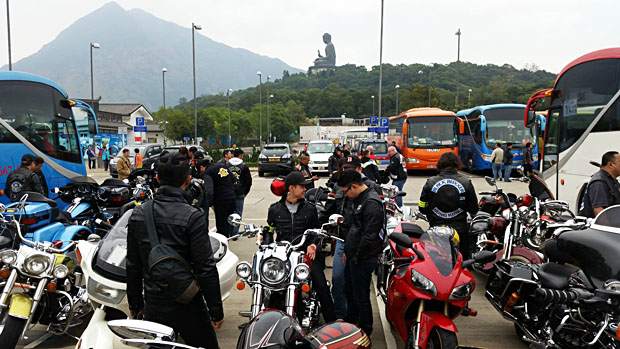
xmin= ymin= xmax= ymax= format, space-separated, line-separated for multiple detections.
xmin=98 ymin=120 xmax=126 ymax=129
xmin=99 ymin=103 xmax=145 ymax=116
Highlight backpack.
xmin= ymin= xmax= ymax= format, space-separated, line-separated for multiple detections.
xmin=7 ymin=169 xmax=30 ymax=202
xmin=228 ymin=163 xmax=245 ymax=196
xmin=143 ymin=201 xmax=199 ymax=304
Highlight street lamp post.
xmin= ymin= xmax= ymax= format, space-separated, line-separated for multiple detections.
xmin=162 ymin=68 xmax=167 ymax=146
xmin=371 ymin=95 xmax=375 ymax=116
xmin=395 ymin=85 xmax=400 ymax=115
xmin=6 ymin=0 xmax=12 ymax=70
xmin=468 ymin=88 xmax=472 ymax=106
xmin=192 ymin=22 xmax=202 ymax=145
xmin=89 ymin=43 xmax=100 ymax=109
xmin=257 ymin=71 xmax=262 ymax=146
xmin=455 ymin=28 xmax=461 ymax=108
xmin=417 ymin=70 xmax=423 ymax=84
xmin=428 ymin=68 xmax=432 ymax=107
xmin=377 ymin=0 xmax=385 ymax=124
xmin=227 ymin=88 xmax=232 ymax=146
xmin=267 ymin=75 xmax=271 ymax=142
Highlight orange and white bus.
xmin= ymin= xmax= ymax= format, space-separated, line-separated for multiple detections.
xmin=399 ymin=107 xmax=458 ymax=170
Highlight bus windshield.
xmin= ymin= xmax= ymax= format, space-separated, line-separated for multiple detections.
xmin=307 ymin=142 xmax=333 ymax=153
xmin=0 ymin=81 xmax=81 ymax=163
xmin=484 ymin=108 xmax=534 ymax=148
xmin=407 ymin=116 xmax=456 ymax=148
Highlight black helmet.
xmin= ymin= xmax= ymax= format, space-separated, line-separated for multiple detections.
xmin=186 ymin=178 xmax=204 ymax=207
xmin=237 ymin=310 xmax=302 ymax=348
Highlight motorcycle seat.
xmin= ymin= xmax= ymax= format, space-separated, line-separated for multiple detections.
xmin=398 ymin=222 xmax=425 ymax=240
xmin=537 ymin=263 xmax=579 ymax=290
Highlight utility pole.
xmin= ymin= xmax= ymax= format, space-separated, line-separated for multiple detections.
xmin=6 ymin=0 xmax=11 ymax=70
xmin=377 ymin=0 xmax=385 ymax=133
xmin=455 ymin=28 xmax=461 ymax=108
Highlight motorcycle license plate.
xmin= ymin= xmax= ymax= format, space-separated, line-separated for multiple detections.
xmin=269 ymin=158 xmax=280 ymax=162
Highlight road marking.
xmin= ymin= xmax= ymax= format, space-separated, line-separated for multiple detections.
xmin=373 ymin=277 xmax=397 ymax=349
xmin=24 ymin=332 xmax=54 ymax=349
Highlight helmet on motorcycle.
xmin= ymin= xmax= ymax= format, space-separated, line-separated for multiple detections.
xmin=270 ymin=176 xmax=286 ymax=197
xmin=237 ymin=310 xmax=302 ymax=348
xmin=186 ymin=178 xmax=204 ymax=207
xmin=426 ymin=226 xmax=460 ymax=247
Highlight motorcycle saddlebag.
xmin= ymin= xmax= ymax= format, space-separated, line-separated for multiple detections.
xmin=100 ymin=186 xmax=132 ymax=207
xmin=4 ymin=200 xmax=57 ymax=231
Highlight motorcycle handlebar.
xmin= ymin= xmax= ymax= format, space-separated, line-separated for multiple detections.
xmin=535 ymin=287 xmax=593 ymax=304
xmin=393 ymin=257 xmax=413 ymax=264
xmin=479 ymin=191 xmax=497 ymax=195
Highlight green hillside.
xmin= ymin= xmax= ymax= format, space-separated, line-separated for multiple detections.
xmin=155 ymin=61 xmax=556 ymax=144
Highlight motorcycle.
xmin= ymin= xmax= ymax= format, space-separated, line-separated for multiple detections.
xmin=485 ymin=204 xmax=620 ymax=348
xmin=229 ymin=213 xmax=343 ymax=331
xmin=0 ymin=202 xmax=93 ymax=349
xmin=385 ymin=226 xmax=496 ymax=348
xmin=75 ymin=208 xmax=238 ymax=349
xmin=105 ymin=313 xmax=371 ymax=348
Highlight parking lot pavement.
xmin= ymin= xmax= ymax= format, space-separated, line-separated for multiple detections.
xmin=15 ymin=169 xmax=528 ymax=348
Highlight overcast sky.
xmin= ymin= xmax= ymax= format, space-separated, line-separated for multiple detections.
xmin=1 ymin=0 xmax=619 ymax=74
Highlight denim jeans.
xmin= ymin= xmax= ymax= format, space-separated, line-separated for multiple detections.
xmin=233 ymin=195 xmax=245 ymax=234
xmin=392 ymin=179 xmax=406 ymax=207
xmin=344 ymin=256 xmax=379 ymax=336
xmin=491 ymin=163 xmax=502 ymax=180
xmin=503 ymin=165 xmax=512 ymax=181
xmin=331 ymin=240 xmax=347 ymax=319
xmin=103 ymin=160 xmax=109 ymax=172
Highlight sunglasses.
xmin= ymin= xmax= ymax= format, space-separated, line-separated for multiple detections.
xmin=341 ymin=185 xmax=352 ymax=195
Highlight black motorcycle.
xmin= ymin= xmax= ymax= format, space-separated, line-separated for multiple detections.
xmin=485 ymin=204 xmax=620 ymax=348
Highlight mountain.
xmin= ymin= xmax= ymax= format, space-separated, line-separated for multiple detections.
xmin=5 ymin=2 xmax=302 ymax=111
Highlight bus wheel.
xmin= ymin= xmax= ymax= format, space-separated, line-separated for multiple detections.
xmin=466 ymin=155 xmax=473 ymax=172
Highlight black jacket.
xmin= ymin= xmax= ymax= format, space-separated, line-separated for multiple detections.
xmin=503 ymin=148 xmax=514 ymax=165
xmin=579 ymin=169 xmax=620 ymax=218
xmin=206 ymin=161 xmax=235 ymax=202
xmin=126 ymin=185 xmax=223 ymax=321
xmin=419 ymin=169 xmax=478 ymax=233
xmin=228 ymin=158 xmax=252 ymax=196
xmin=265 ymin=197 xmax=319 ymax=248
xmin=386 ymin=153 xmax=407 ymax=181
xmin=328 ymin=153 xmax=340 ymax=176
xmin=296 ymin=163 xmax=315 ymax=190
xmin=345 ymin=187 xmax=384 ymax=263
xmin=201 ymin=171 xmax=215 ymax=209
xmin=361 ymin=157 xmax=381 ymax=184
xmin=6 ymin=167 xmax=44 ymax=201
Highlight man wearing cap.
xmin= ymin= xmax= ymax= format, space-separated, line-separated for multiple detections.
xmin=191 ymin=151 xmax=206 ymax=179
xmin=328 ymin=146 xmax=343 ymax=181
xmin=206 ymin=158 xmax=236 ymax=238
xmin=385 ymin=146 xmax=407 ymax=206
xmin=262 ymin=172 xmax=336 ymax=323
xmin=296 ymin=152 xmax=318 ymax=190
xmin=228 ymin=149 xmax=252 ymax=235
xmin=6 ymin=154 xmax=45 ymax=201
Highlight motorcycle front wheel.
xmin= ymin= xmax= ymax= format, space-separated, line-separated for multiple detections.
xmin=0 ymin=313 xmax=27 ymax=349
xmin=406 ymin=327 xmax=458 ymax=349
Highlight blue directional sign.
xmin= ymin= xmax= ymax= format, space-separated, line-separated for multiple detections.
xmin=183 ymin=136 xmax=190 ymax=141
xmin=133 ymin=126 xmax=147 ymax=132
xmin=135 ymin=117 xmax=145 ymax=126
xmin=367 ymin=127 xmax=375 ymax=133
xmin=375 ymin=126 xmax=389 ymax=134
xmin=380 ymin=117 xmax=389 ymax=127
xmin=369 ymin=116 xmax=378 ymax=125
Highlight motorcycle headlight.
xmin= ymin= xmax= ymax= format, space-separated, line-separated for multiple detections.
xmin=502 ymin=209 xmax=511 ymax=221
xmin=87 ymin=278 xmax=126 ymax=304
xmin=449 ymin=281 xmax=474 ymax=300
xmin=259 ymin=154 xmax=268 ymax=160
xmin=261 ymin=258 xmax=288 ymax=285
xmin=410 ymin=268 xmax=437 ymax=297
xmin=526 ymin=211 xmax=538 ymax=225
xmin=24 ymin=254 xmax=52 ymax=276
xmin=294 ymin=263 xmax=310 ymax=281
xmin=52 ymin=264 xmax=69 ymax=279
xmin=236 ymin=262 xmax=252 ymax=279
xmin=0 ymin=250 xmax=17 ymax=266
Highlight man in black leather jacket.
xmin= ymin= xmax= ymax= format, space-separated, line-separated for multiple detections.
xmin=579 ymin=151 xmax=620 ymax=218
xmin=127 ymin=153 xmax=223 ymax=348
xmin=419 ymin=152 xmax=478 ymax=259
xmin=263 ymin=171 xmax=336 ymax=323
xmin=327 ymin=146 xmax=343 ymax=181
xmin=337 ymin=170 xmax=384 ymax=336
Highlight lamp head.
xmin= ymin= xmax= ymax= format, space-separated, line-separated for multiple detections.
xmin=395 ymin=84 xmax=400 ymax=89
xmin=91 ymin=43 xmax=101 ymax=49
xmin=257 ymin=71 xmax=262 ymax=76
xmin=162 ymin=68 xmax=167 ymax=73
xmin=193 ymin=23 xmax=202 ymax=30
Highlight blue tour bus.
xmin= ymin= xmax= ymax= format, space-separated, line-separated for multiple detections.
xmin=455 ymin=104 xmax=544 ymax=172
xmin=0 ymin=71 xmax=98 ymax=206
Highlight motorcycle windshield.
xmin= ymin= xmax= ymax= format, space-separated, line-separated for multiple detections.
xmin=419 ymin=229 xmax=458 ymax=277
xmin=94 ymin=209 xmax=133 ymax=279
xmin=69 ymin=175 xmax=99 ymax=185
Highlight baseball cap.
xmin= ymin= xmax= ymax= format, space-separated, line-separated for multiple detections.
xmin=341 ymin=155 xmax=361 ymax=169
xmin=284 ymin=171 xmax=311 ymax=188
xmin=194 ymin=151 xmax=205 ymax=159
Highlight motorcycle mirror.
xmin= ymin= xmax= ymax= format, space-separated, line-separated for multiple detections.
xmin=396 ymin=191 xmax=407 ymax=197
xmin=123 ymin=179 xmax=130 ymax=184
xmin=389 ymin=232 xmax=413 ymax=249
xmin=328 ymin=214 xmax=344 ymax=226
xmin=86 ymin=234 xmax=101 ymax=243
xmin=484 ymin=176 xmax=496 ymax=187
xmin=108 ymin=319 xmax=176 ymax=341
xmin=52 ymin=187 xmax=60 ymax=194
xmin=228 ymin=213 xmax=242 ymax=226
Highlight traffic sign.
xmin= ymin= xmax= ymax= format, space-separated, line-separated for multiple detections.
xmin=369 ymin=116 xmax=378 ymax=125
xmin=367 ymin=127 xmax=376 ymax=133
xmin=183 ymin=136 xmax=190 ymax=141
xmin=133 ymin=126 xmax=147 ymax=132
xmin=135 ymin=117 xmax=145 ymax=126
xmin=380 ymin=117 xmax=389 ymax=127
xmin=118 ymin=126 xmax=127 ymax=134
xmin=375 ymin=126 xmax=389 ymax=134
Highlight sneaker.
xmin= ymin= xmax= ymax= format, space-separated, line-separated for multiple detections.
xmin=505 ymin=179 xmax=512 ymax=182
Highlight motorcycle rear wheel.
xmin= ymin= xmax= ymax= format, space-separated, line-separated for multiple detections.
xmin=0 ymin=313 xmax=27 ymax=349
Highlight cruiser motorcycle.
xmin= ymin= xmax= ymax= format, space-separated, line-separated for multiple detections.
xmin=229 ymin=213 xmax=343 ymax=331
xmin=485 ymin=204 xmax=620 ymax=348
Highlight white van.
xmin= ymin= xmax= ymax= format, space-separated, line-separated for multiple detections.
xmin=306 ymin=140 xmax=335 ymax=173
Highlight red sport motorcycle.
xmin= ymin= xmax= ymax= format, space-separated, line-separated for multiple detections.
xmin=386 ymin=226 xmax=495 ymax=348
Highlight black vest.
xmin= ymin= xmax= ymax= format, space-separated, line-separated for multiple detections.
xmin=579 ymin=170 xmax=620 ymax=218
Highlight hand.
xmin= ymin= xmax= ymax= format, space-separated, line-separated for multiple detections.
xmin=307 ymin=244 xmax=317 ymax=260
xmin=212 ymin=318 xmax=224 ymax=329
xmin=256 ymin=233 xmax=263 ymax=244
xmin=312 ymin=175 xmax=319 ymax=181
xmin=130 ymin=307 xmax=145 ymax=320
xmin=342 ymin=253 xmax=346 ymax=265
